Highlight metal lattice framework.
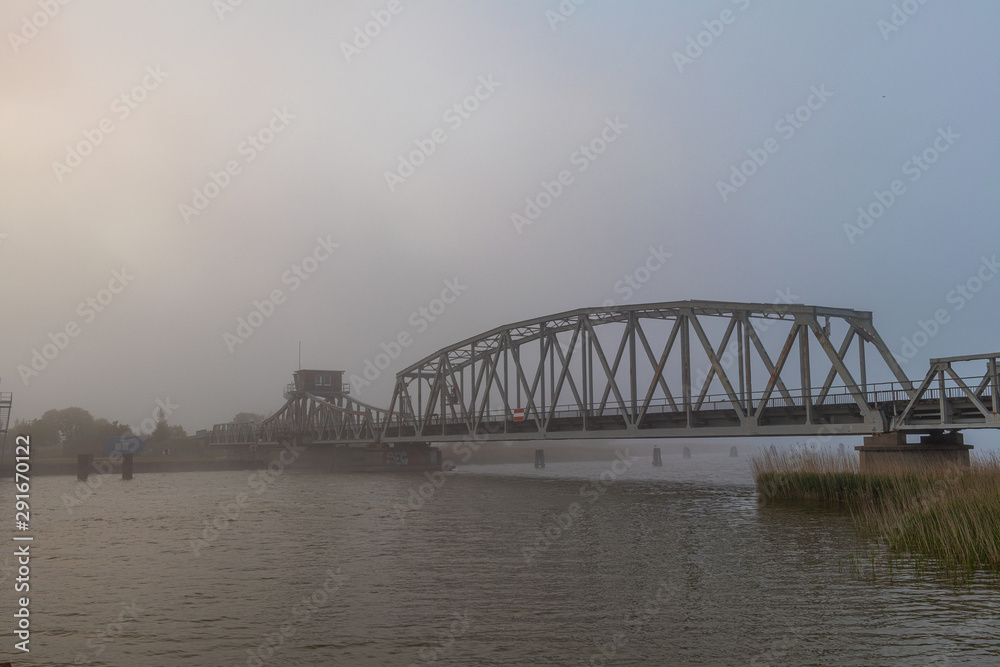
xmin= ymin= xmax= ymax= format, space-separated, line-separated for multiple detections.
xmin=380 ymin=300 xmax=918 ymax=442
xmin=210 ymin=301 xmax=998 ymax=446
xmin=211 ymin=391 xmax=385 ymax=446
xmin=0 ymin=390 xmax=11 ymax=464
xmin=892 ymin=353 xmax=1000 ymax=430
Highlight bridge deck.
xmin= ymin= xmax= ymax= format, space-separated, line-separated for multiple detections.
xmin=209 ymin=302 xmax=999 ymax=448
xmin=212 ymin=382 xmax=994 ymax=446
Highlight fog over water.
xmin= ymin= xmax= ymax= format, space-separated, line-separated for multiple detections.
xmin=1 ymin=2 xmax=1000 ymax=665
xmin=1 ymin=1 xmax=997 ymax=443
xmin=4 ymin=458 xmax=1000 ymax=666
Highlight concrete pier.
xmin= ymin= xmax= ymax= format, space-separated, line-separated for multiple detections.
xmin=122 ymin=453 xmax=134 ymax=480
xmin=682 ymin=446 xmax=691 ymax=459
xmin=729 ymin=446 xmax=738 ymax=458
xmin=534 ymin=449 xmax=545 ymax=469
xmin=856 ymin=431 xmax=972 ymax=472
xmin=77 ymin=454 xmax=93 ymax=481
xmin=652 ymin=446 xmax=662 ymax=466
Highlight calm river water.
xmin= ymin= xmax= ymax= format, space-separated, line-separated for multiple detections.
xmin=1 ymin=452 xmax=998 ymax=666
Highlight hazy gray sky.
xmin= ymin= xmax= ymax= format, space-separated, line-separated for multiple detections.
xmin=2 ymin=1 xmax=998 ymax=440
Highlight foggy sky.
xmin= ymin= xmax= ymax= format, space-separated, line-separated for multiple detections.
xmin=2 ymin=1 xmax=998 ymax=444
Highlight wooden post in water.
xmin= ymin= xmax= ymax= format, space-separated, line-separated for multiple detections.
xmin=534 ymin=449 xmax=545 ymax=469
xmin=730 ymin=446 xmax=738 ymax=458
xmin=122 ymin=453 xmax=134 ymax=480
xmin=682 ymin=446 xmax=691 ymax=459
xmin=652 ymin=446 xmax=662 ymax=466
xmin=77 ymin=454 xmax=93 ymax=481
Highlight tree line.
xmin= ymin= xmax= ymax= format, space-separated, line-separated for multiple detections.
xmin=12 ymin=409 xmax=269 ymax=456
xmin=13 ymin=407 xmax=186 ymax=456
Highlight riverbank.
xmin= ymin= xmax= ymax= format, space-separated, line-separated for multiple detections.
xmin=750 ymin=447 xmax=1000 ymax=577
xmin=0 ymin=458 xmax=267 ymax=477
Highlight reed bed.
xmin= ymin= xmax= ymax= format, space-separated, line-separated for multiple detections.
xmin=750 ymin=447 xmax=1000 ymax=576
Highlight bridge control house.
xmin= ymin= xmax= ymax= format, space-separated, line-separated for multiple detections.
xmin=211 ymin=368 xmax=443 ymax=472
xmin=287 ymin=369 xmax=348 ymax=397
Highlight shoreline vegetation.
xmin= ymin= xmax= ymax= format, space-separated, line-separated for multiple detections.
xmin=750 ymin=447 xmax=1000 ymax=578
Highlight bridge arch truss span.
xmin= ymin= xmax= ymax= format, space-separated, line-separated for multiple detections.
xmin=212 ymin=391 xmax=386 ymax=446
xmin=891 ymin=353 xmax=1000 ymax=431
xmin=381 ymin=300 xmax=916 ymax=442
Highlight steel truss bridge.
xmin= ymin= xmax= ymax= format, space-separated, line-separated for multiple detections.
xmin=211 ymin=301 xmax=998 ymax=447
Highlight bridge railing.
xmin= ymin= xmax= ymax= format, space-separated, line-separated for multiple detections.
xmin=213 ymin=373 xmax=992 ymax=442
xmin=382 ymin=377 xmax=991 ymax=429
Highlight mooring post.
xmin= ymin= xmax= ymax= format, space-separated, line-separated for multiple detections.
xmin=77 ymin=454 xmax=93 ymax=481
xmin=682 ymin=446 xmax=691 ymax=459
xmin=652 ymin=446 xmax=662 ymax=466
xmin=534 ymin=449 xmax=545 ymax=469
xmin=730 ymin=446 xmax=738 ymax=458
xmin=122 ymin=453 xmax=133 ymax=480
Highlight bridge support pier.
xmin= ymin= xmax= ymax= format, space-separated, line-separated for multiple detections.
xmin=122 ymin=453 xmax=133 ymax=480
xmin=682 ymin=447 xmax=691 ymax=460
xmin=534 ymin=449 xmax=545 ymax=469
xmin=77 ymin=454 xmax=92 ymax=481
xmin=652 ymin=446 xmax=662 ymax=467
xmin=729 ymin=446 xmax=738 ymax=458
xmin=856 ymin=432 xmax=972 ymax=472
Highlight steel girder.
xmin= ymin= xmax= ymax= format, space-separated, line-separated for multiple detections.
xmin=891 ymin=353 xmax=1000 ymax=430
xmin=211 ymin=391 xmax=386 ymax=445
xmin=380 ymin=300 xmax=915 ymax=442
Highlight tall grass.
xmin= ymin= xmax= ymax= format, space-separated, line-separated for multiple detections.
xmin=750 ymin=447 xmax=1000 ymax=577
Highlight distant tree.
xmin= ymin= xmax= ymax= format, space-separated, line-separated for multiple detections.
xmin=12 ymin=417 xmax=58 ymax=449
xmin=233 ymin=412 xmax=268 ymax=424
xmin=147 ymin=418 xmax=170 ymax=444
xmin=23 ymin=407 xmax=100 ymax=455
xmin=92 ymin=418 xmax=133 ymax=443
